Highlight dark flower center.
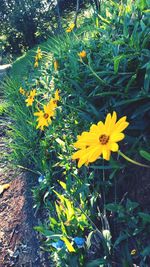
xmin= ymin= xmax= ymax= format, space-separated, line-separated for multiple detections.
xmin=99 ymin=134 xmax=109 ymax=145
xmin=44 ymin=113 xmax=49 ymax=119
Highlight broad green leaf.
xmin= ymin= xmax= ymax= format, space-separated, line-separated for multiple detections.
xmin=141 ymin=245 xmax=150 ymax=257
xmin=60 ymin=221 xmax=67 ymax=235
xmin=34 ymin=226 xmax=54 ymax=237
xmin=126 ymin=199 xmax=139 ymax=212
xmin=55 ymin=203 xmax=62 ymax=220
xmin=86 ymin=258 xmax=107 ymax=267
xmin=65 ymin=198 xmax=75 ymax=221
xmin=144 ymin=62 xmax=150 ymax=92
xmin=125 ymin=74 xmax=136 ymax=93
xmin=138 ymin=212 xmax=150 ymax=223
xmin=140 ymin=150 xmax=150 ymax=161
xmin=114 ymin=233 xmax=129 ymax=247
xmin=105 ymin=203 xmax=124 ymax=213
xmin=114 ymin=55 xmax=126 ymax=74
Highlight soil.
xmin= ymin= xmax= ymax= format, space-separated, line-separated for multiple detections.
xmin=0 ymin=106 xmax=49 ymax=266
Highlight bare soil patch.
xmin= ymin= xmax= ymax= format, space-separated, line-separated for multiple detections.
xmin=0 ymin=113 xmax=48 ymax=266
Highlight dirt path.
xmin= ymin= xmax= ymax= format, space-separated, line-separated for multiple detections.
xmin=0 ymin=81 xmax=49 ymax=266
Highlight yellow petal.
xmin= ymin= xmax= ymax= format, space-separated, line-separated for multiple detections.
xmin=72 ymin=149 xmax=86 ymax=160
xmin=74 ymin=132 xmax=99 ymax=149
xmin=78 ymin=157 xmax=88 ymax=168
xmin=114 ymin=121 xmax=129 ymax=133
xmin=102 ymin=149 xmax=111 ymax=160
xmin=0 ymin=184 xmax=10 ymax=195
xmin=86 ymin=146 xmax=102 ymax=163
xmin=113 ymin=116 xmax=127 ymax=131
xmin=105 ymin=113 xmax=111 ymax=129
xmin=34 ymin=111 xmax=43 ymax=116
xmin=108 ymin=111 xmax=117 ymax=133
xmin=90 ymin=123 xmax=104 ymax=135
xmin=72 ymin=148 xmax=90 ymax=167
xmin=110 ymin=142 xmax=119 ymax=152
xmin=110 ymin=132 xmax=125 ymax=142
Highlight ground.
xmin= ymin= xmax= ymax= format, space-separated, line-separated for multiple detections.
xmin=0 ymin=92 xmax=49 ymax=266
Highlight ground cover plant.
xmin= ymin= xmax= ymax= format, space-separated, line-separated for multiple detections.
xmin=3 ymin=0 xmax=150 ymax=266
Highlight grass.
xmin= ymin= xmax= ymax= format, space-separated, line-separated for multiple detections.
xmin=0 ymin=100 xmax=9 ymax=115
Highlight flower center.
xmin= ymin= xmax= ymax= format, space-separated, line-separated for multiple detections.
xmin=99 ymin=134 xmax=109 ymax=145
xmin=43 ymin=113 xmax=49 ymax=119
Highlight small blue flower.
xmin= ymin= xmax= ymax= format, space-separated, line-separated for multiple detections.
xmin=51 ymin=240 xmax=64 ymax=249
xmin=38 ymin=174 xmax=45 ymax=183
xmin=73 ymin=237 xmax=85 ymax=248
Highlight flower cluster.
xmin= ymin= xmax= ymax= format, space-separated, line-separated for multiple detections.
xmin=25 ymin=89 xmax=36 ymax=107
xmin=72 ymin=111 xmax=129 ymax=167
xmin=66 ymin=23 xmax=75 ymax=33
xmin=34 ymin=89 xmax=60 ymax=130
xmin=78 ymin=50 xmax=87 ymax=58
xmin=54 ymin=60 xmax=59 ymax=71
xmin=34 ymin=47 xmax=42 ymax=68
xmin=19 ymin=87 xmax=26 ymax=95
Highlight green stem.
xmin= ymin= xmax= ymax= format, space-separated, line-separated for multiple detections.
xmin=118 ymin=150 xmax=150 ymax=168
xmin=16 ymin=165 xmax=41 ymax=175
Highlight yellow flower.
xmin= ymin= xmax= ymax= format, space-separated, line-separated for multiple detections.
xmin=19 ymin=87 xmax=25 ymax=95
xmin=72 ymin=111 xmax=129 ymax=168
xmin=54 ymin=60 xmax=59 ymax=71
xmin=36 ymin=47 xmax=42 ymax=60
xmin=131 ymin=249 xmax=137 ymax=255
xmin=30 ymin=89 xmax=36 ymax=98
xmin=25 ymin=95 xmax=34 ymax=106
xmin=0 ymin=183 xmax=10 ymax=195
xmin=34 ymin=99 xmax=57 ymax=130
xmin=34 ymin=60 xmax=39 ymax=68
xmin=54 ymin=89 xmax=60 ymax=102
xmin=66 ymin=23 xmax=75 ymax=33
xmin=78 ymin=50 xmax=87 ymax=58
xmin=25 ymin=89 xmax=36 ymax=107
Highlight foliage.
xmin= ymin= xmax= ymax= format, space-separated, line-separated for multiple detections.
xmin=0 ymin=0 xmax=60 ymax=54
xmin=4 ymin=0 xmax=150 ymax=266
xmin=0 ymin=0 xmax=87 ymax=56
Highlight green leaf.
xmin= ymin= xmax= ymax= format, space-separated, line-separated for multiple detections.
xmin=34 ymin=226 xmax=54 ymax=237
xmin=137 ymin=0 xmax=147 ymax=11
xmin=114 ymin=55 xmax=126 ymax=74
xmin=105 ymin=203 xmax=124 ymax=213
xmin=144 ymin=62 xmax=150 ymax=92
xmin=114 ymin=96 xmax=150 ymax=107
xmin=140 ymin=150 xmax=150 ymax=161
xmin=124 ymin=74 xmax=136 ymax=93
xmin=114 ymin=233 xmax=129 ymax=247
xmin=126 ymin=199 xmax=139 ymax=212
xmin=86 ymin=258 xmax=107 ymax=267
xmin=141 ymin=245 xmax=150 ymax=257
xmin=138 ymin=212 xmax=150 ymax=223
